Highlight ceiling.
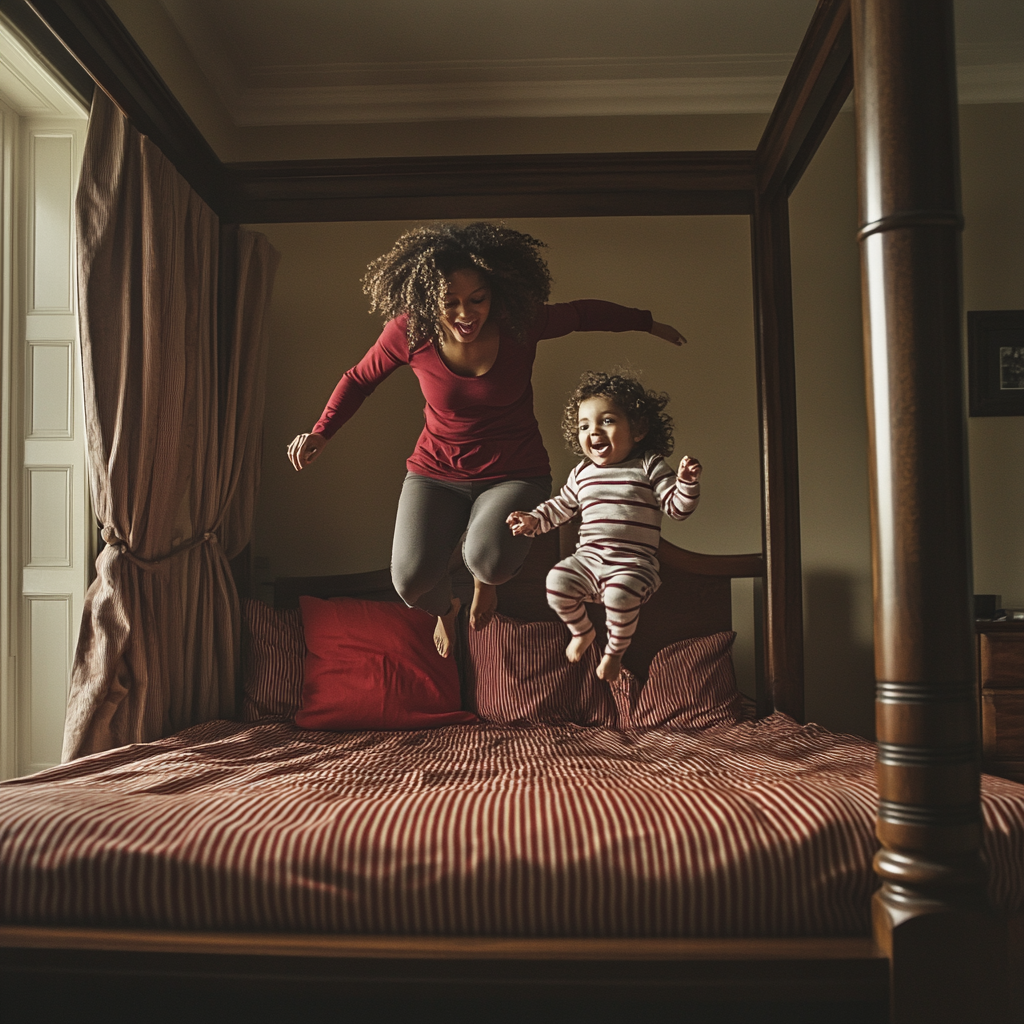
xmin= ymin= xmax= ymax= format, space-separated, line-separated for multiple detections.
xmin=152 ymin=0 xmax=1024 ymax=126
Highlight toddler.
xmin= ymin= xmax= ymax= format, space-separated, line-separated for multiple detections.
xmin=507 ymin=371 xmax=701 ymax=682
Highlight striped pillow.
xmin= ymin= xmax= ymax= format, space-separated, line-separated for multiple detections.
xmin=465 ymin=614 xmax=617 ymax=726
xmin=617 ymin=631 xmax=745 ymax=731
xmin=242 ymin=599 xmax=305 ymax=722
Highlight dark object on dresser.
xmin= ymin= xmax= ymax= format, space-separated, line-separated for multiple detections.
xmin=968 ymin=310 xmax=1024 ymax=417
xmin=977 ymin=620 xmax=1024 ymax=784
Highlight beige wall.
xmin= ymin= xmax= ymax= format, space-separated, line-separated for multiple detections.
xmin=253 ymin=211 xmax=764 ymax=692
xmin=250 ymin=102 xmax=1023 ymax=739
xmin=962 ymin=106 xmax=1024 ymax=614
xmin=255 ymin=208 xmax=762 ymax=570
xmin=789 ymin=113 xmax=874 ymax=736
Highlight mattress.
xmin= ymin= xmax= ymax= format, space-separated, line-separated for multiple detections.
xmin=2 ymin=713 xmax=1022 ymax=937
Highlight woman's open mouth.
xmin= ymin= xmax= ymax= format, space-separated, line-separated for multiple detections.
xmin=454 ymin=321 xmax=477 ymax=337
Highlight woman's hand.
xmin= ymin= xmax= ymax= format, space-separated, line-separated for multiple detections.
xmin=677 ymin=456 xmax=702 ymax=484
xmin=287 ymin=432 xmax=327 ymax=471
xmin=506 ymin=511 xmax=540 ymax=537
xmin=650 ymin=321 xmax=687 ymax=346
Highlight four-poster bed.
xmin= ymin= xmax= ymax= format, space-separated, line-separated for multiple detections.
xmin=1 ymin=0 xmax=1022 ymax=1020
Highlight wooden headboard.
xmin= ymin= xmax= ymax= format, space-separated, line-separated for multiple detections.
xmin=274 ymin=525 xmax=763 ymax=682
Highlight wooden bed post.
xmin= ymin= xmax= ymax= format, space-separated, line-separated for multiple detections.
xmin=851 ymin=2 xmax=1009 ymax=1020
xmin=750 ymin=194 xmax=804 ymax=721
xmin=749 ymin=0 xmax=854 ymax=723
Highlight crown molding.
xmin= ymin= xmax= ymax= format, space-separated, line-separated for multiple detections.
xmin=230 ymin=75 xmax=796 ymax=126
xmin=247 ymin=53 xmax=800 ymax=89
xmin=217 ymin=59 xmax=1024 ymax=126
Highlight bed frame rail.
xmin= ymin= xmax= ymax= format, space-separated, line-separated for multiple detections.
xmin=0 ymin=925 xmax=889 ymax=1020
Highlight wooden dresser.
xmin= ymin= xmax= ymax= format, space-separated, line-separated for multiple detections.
xmin=977 ymin=620 xmax=1024 ymax=783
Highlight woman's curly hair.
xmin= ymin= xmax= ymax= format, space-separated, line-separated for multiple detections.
xmin=562 ymin=371 xmax=675 ymax=459
xmin=362 ymin=222 xmax=552 ymax=350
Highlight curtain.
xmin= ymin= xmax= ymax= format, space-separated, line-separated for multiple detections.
xmin=62 ymin=91 xmax=279 ymax=761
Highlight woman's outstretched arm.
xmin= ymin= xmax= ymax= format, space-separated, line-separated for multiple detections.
xmin=537 ymin=300 xmax=686 ymax=346
xmin=288 ymin=319 xmax=411 ymax=471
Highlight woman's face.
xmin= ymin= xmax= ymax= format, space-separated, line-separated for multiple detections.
xmin=440 ymin=268 xmax=492 ymax=345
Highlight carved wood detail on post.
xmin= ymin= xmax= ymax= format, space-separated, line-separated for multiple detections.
xmin=852 ymin=1 xmax=1008 ymax=1020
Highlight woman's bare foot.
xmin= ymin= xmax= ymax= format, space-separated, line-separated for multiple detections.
xmin=433 ymin=597 xmax=461 ymax=658
xmin=597 ymin=652 xmax=623 ymax=682
xmin=470 ymin=580 xmax=498 ymax=631
xmin=566 ymin=628 xmax=595 ymax=663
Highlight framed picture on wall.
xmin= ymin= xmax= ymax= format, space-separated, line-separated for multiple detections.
xmin=968 ymin=310 xmax=1024 ymax=417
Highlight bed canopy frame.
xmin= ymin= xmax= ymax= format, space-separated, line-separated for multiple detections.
xmin=2 ymin=0 xmax=1016 ymax=1019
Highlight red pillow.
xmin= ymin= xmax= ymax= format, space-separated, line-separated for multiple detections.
xmin=295 ymin=595 xmax=477 ymax=731
xmin=465 ymin=614 xmax=617 ymax=726
xmin=617 ymin=631 xmax=745 ymax=731
xmin=242 ymin=599 xmax=305 ymax=722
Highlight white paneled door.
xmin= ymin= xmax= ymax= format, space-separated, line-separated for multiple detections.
xmin=0 ymin=18 xmax=89 ymax=778
xmin=17 ymin=120 xmax=88 ymax=776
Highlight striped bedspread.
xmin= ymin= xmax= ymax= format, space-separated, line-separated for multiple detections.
xmin=2 ymin=714 xmax=1022 ymax=937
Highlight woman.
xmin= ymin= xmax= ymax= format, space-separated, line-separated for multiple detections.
xmin=287 ymin=222 xmax=684 ymax=656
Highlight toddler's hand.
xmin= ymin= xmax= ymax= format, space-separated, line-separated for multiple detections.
xmin=677 ymin=456 xmax=702 ymax=483
xmin=506 ymin=511 xmax=539 ymax=537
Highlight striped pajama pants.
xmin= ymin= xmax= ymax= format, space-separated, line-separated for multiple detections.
xmin=545 ymin=551 xmax=660 ymax=657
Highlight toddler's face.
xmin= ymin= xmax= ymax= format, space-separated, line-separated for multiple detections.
xmin=577 ymin=396 xmax=645 ymax=467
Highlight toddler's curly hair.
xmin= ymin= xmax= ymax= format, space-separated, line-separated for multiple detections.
xmin=562 ymin=371 xmax=675 ymax=459
xmin=362 ymin=222 xmax=552 ymax=351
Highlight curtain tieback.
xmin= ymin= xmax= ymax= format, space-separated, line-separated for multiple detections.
xmin=101 ymin=527 xmax=219 ymax=570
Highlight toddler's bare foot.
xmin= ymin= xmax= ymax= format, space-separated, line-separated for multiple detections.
xmin=433 ymin=597 xmax=461 ymax=658
xmin=597 ymin=652 xmax=623 ymax=682
xmin=566 ymin=629 xmax=595 ymax=663
xmin=470 ymin=580 xmax=498 ymax=631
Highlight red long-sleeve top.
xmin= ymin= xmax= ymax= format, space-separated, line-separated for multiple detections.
xmin=311 ymin=300 xmax=654 ymax=482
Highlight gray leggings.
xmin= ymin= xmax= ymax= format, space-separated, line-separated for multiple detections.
xmin=391 ymin=472 xmax=551 ymax=616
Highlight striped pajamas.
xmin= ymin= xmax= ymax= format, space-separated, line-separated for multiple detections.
xmin=529 ymin=454 xmax=700 ymax=657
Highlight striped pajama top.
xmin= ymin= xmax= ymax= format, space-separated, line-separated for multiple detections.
xmin=530 ymin=453 xmax=700 ymax=567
